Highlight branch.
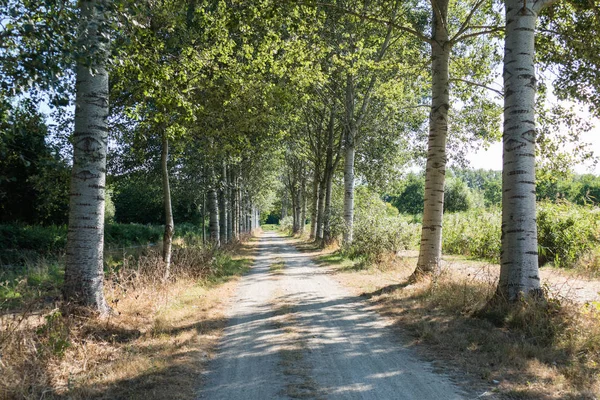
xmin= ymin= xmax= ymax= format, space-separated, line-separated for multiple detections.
xmin=430 ymin=0 xmax=448 ymax=35
xmin=452 ymin=26 xmax=504 ymax=43
xmin=314 ymin=1 xmax=432 ymax=44
xmin=449 ymin=78 xmax=503 ymax=97
xmin=533 ymin=0 xmax=561 ymax=13
xmin=450 ymin=0 xmax=488 ymax=43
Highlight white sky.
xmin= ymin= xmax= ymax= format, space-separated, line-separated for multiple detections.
xmin=467 ymin=113 xmax=600 ymax=174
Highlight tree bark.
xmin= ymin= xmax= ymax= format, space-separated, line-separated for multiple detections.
xmin=310 ymin=167 xmax=320 ymax=239
xmin=415 ymin=0 xmax=450 ymax=278
xmin=315 ymin=174 xmax=326 ymax=241
xmin=202 ymin=191 xmax=206 ymax=244
xmin=343 ymin=127 xmax=355 ymax=245
xmin=161 ymin=133 xmax=174 ymax=281
xmin=231 ymin=168 xmax=238 ymax=241
xmin=496 ymin=0 xmax=554 ymax=300
xmin=219 ymin=162 xmax=228 ymax=245
xmin=300 ymin=174 xmax=307 ymax=234
xmin=322 ymin=167 xmax=334 ymax=245
xmin=63 ymin=0 xmax=110 ymax=315
xmin=208 ymin=167 xmax=220 ymax=247
xmin=227 ymin=166 xmax=233 ymax=241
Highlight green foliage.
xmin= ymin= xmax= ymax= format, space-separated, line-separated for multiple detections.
xmin=36 ymin=310 xmax=71 ymax=358
xmin=390 ymin=173 xmax=424 ymax=215
xmin=0 ymin=99 xmax=70 ymax=225
xmin=113 ymin=176 xmax=163 ymax=225
xmin=345 ymin=187 xmax=420 ymax=263
xmin=441 ymin=202 xmax=600 ymax=270
xmin=444 ymin=177 xmax=473 ymax=213
xmin=537 ymin=201 xmax=600 ymax=268
xmin=442 ymin=208 xmax=501 ymax=261
xmin=279 ymin=216 xmax=293 ymax=235
xmin=0 ymin=224 xmax=67 ymax=255
xmin=452 ymin=168 xmax=502 ymax=207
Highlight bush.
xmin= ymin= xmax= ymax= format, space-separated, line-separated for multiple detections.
xmin=537 ymin=201 xmax=600 ymax=268
xmin=346 ymin=187 xmax=420 ymax=263
xmin=279 ymin=216 xmax=293 ymax=234
xmin=442 ymin=207 xmax=501 ymax=261
xmin=0 ymin=224 xmax=67 ymax=254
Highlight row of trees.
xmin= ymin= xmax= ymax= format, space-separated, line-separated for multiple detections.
xmin=2 ymin=0 xmax=599 ymax=313
xmin=278 ymin=0 xmax=600 ymax=303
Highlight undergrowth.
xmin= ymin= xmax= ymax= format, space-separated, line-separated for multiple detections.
xmin=0 ymin=235 xmax=254 ymax=399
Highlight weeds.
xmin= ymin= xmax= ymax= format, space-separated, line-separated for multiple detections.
xmin=0 ymin=233 xmax=255 ymax=399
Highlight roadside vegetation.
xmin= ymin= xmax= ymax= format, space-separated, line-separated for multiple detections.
xmin=0 ymin=227 xmax=256 ymax=399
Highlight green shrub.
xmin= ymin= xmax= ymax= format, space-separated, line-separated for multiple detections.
xmin=442 ymin=208 xmax=501 ymax=261
xmin=279 ymin=216 xmax=293 ymax=234
xmin=346 ymin=187 xmax=420 ymax=263
xmin=0 ymin=224 xmax=67 ymax=254
xmin=537 ymin=201 xmax=600 ymax=268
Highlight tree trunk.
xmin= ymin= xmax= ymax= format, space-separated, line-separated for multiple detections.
xmin=496 ymin=0 xmax=553 ymax=300
xmin=315 ymin=174 xmax=326 ymax=241
xmin=63 ymin=0 xmax=110 ymax=315
xmin=282 ymin=192 xmax=288 ymax=220
xmin=231 ymin=169 xmax=238 ymax=241
xmin=219 ymin=162 xmax=228 ymax=245
xmin=208 ymin=168 xmax=220 ymax=247
xmin=343 ymin=128 xmax=355 ymax=245
xmin=202 ymin=191 xmax=206 ymax=244
xmin=415 ymin=0 xmax=450 ymax=278
xmin=161 ymin=133 xmax=174 ymax=281
xmin=300 ymin=175 xmax=307 ymax=234
xmin=310 ymin=168 xmax=320 ymax=239
xmin=322 ymin=167 xmax=334 ymax=245
xmin=227 ymin=167 xmax=233 ymax=241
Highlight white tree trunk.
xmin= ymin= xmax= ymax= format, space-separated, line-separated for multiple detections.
xmin=415 ymin=0 xmax=450 ymax=277
xmin=219 ymin=162 xmax=228 ymax=244
xmin=161 ymin=133 xmax=174 ymax=281
xmin=63 ymin=0 xmax=110 ymax=315
xmin=208 ymin=167 xmax=220 ymax=247
xmin=310 ymin=169 xmax=320 ymax=239
xmin=497 ymin=0 xmax=553 ymax=300
xmin=343 ymin=131 xmax=355 ymax=245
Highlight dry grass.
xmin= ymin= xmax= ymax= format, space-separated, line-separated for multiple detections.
xmin=309 ymin=246 xmax=600 ymax=400
xmin=0 ymin=240 xmax=257 ymax=400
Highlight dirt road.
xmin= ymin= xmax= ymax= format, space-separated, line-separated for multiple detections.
xmin=199 ymin=232 xmax=467 ymax=399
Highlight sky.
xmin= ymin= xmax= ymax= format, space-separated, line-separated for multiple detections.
xmin=467 ymin=112 xmax=600 ymax=174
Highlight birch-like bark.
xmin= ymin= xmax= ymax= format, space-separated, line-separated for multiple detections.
xmin=208 ymin=167 xmax=220 ymax=247
xmin=219 ymin=162 xmax=228 ymax=245
xmin=415 ymin=0 xmax=450 ymax=277
xmin=310 ymin=168 xmax=320 ymax=239
xmin=231 ymin=169 xmax=238 ymax=241
xmin=343 ymin=128 xmax=355 ymax=244
xmin=496 ymin=0 xmax=554 ymax=300
xmin=281 ymin=192 xmax=288 ymax=220
xmin=227 ymin=167 xmax=233 ymax=241
xmin=161 ymin=133 xmax=174 ymax=281
xmin=63 ymin=0 xmax=110 ymax=314
xmin=300 ymin=175 xmax=307 ymax=234
xmin=322 ymin=169 xmax=334 ymax=245
xmin=315 ymin=175 xmax=326 ymax=241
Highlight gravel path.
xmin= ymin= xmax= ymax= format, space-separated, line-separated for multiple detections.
xmin=199 ymin=232 xmax=467 ymax=400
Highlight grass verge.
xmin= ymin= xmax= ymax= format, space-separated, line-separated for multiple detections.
xmin=0 ymin=240 xmax=256 ymax=399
